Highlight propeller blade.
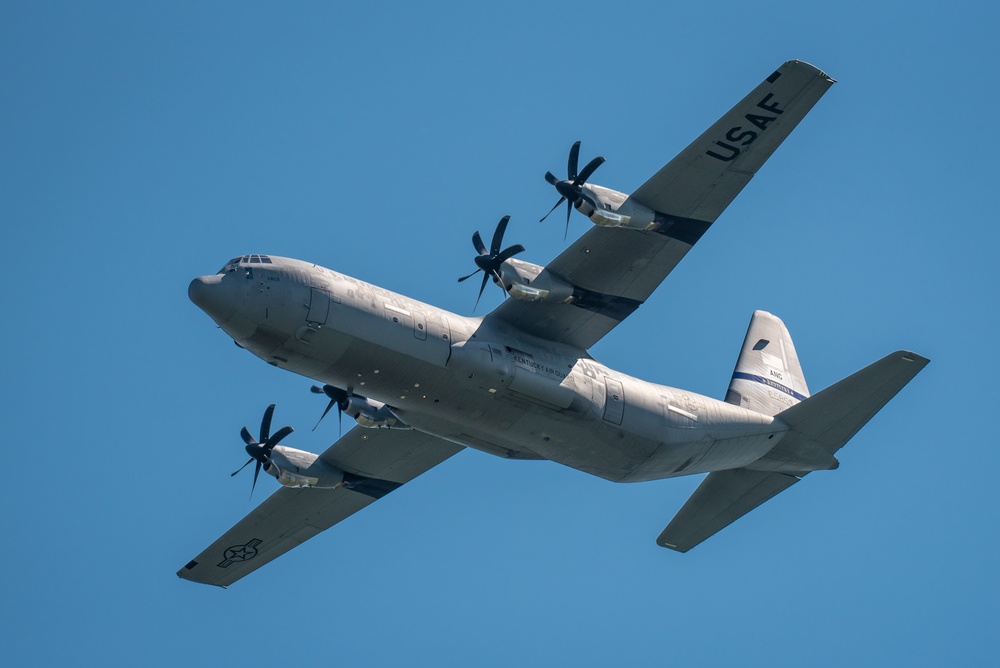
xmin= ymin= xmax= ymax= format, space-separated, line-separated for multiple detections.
xmin=490 ymin=216 xmax=510 ymax=256
xmin=234 ymin=404 xmax=295 ymax=498
xmin=490 ymin=269 xmax=506 ymax=297
xmin=474 ymin=272 xmax=490 ymax=310
xmin=462 ymin=216 xmax=523 ymax=309
xmin=264 ymin=425 xmax=294 ymax=450
xmin=259 ymin=404 xmax=275 ymax=443
xmin=457 ymin=267 xmax=481 ymax=283
xmin=250 ymin=460 xmax=262 ymax=499
xmin=568 ymin=140 xmax=581 ymax=180
xmin=311 ymin=384 xmax=353 ymax=434
xmin=313 ymin=399 xmax=336 ymax=430
xmin=539 ymin=196 xmax=566 ymax=223
xmin=574 ymin=155 xmax=605 ymax=186
xmin=326 ymin=385 xmax=350 ymax=405
xmin=471 ymin=230 xmax=487 ymax=256
xmin=496 ymin=244 xmax=525 ymax=263
xmin=231 ymin=457 xmax=254 ymax=477
xmin=542 ymin=142 xmax=606 ymax=238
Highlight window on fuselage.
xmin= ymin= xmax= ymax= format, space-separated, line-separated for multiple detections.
xmin=216 ymin=255 xmax=272 ymax=274
xmin=217 ymin=258 xmax=241 ymax=274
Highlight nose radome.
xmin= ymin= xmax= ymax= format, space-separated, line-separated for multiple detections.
xmin=188 ymin=274 xmax=231 ymax=320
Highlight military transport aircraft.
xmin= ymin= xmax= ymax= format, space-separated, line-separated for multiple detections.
xmin=179 ymin=61 xmax=928 ymax=587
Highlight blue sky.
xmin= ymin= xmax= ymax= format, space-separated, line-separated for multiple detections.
xmin=3 ymin=1 xmax=997 ymax=665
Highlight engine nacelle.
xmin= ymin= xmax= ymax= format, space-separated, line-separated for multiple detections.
xmin=344 ymin=396 xmax=409 ymax=429
xmin=499 ymin=258 xmax=575 ymax=303
xmin=579 ymin=183 xmax=665 ymax=231
xmin=268 ymin=445 xmax=345 ymax=489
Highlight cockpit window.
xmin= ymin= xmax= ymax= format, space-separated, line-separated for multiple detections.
xmin=217 ymin=258 xmax=241 ymax=274
xmin=216 ymin=255 xmax=272 ymax=274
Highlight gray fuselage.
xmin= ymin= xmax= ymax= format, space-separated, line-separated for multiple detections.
xmin=190 ymin=255 xmax=787 ymax=483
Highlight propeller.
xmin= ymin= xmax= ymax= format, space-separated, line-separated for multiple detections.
xmin=457 ymin=215 xmax=525 ymax=309
xmin=230 ymin=404 xmax=294 ymax=498
xmin=311 ymin=384 xmax=350 ymax=433
xmin=540 ymin=140 xmax=605 ymax=239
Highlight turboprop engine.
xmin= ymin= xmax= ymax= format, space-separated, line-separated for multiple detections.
xmin=497 ymin=258 xmax=574 ymax=303
xmin=539 ymin=140 xmax=683 ymax=233
xmin=267 ymin=444 xmax=345 ymax=489
xmin=231 ymin=404 xmax=345 ymax=495
xmin=311 ymin=385 xmax=410 ymax=431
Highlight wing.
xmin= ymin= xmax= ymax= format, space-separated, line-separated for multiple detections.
xmin=177 ymin=426 xmax=463 ymax=587
xmin=490 ymin=61 xmax=834 ymax=349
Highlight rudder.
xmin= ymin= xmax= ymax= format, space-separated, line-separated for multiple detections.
xmin=725 ymin=311 xmax=809 ymax=416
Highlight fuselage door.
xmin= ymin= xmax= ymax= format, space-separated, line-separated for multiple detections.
xmin=307 ymin=288 xmax=330 ymax=325
xmin=603 ymin=377 xmax=625 ymax=425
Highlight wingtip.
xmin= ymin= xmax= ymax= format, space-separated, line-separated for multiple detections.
xmin=656 ymin=536 xmax=690 ymax=553
xmin=781 ymin=59 xmax=837 ymax=84
xmin=897 ymin=351 xmax=930 ymax=367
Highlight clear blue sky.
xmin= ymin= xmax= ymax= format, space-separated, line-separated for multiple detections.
xmin=3 ymin=2 xmax=997 ymax=665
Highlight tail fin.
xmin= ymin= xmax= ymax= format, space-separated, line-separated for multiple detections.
xmin=725 ymin=311 xmax=809 ymax=416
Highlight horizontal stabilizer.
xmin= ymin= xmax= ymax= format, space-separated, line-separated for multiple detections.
xmin=657 ymin=469 xmax=801 ymax=552
xmin=751 ymin=350 xmax=930 ymax=471
xmin=659 ymin=350 xmax=929 ymax=552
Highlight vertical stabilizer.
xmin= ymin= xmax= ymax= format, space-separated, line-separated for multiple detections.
xmin=725 ymin=311 xmax=809 ymax=416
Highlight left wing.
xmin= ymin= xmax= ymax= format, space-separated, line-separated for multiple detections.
xmin=490 ymin=61 xmax=834 ymax=349
xmin=177 ymin=427 xmax=463 ymax=587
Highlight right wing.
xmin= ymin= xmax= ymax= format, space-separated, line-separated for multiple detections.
xmin=490 ymin=61 xmax=834 ymax=350
xmin=177 ymin=426 xmax=463 ymax=587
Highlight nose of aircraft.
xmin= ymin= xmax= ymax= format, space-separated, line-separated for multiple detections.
xmin=189 ymin=274 xmax=233 ymax=321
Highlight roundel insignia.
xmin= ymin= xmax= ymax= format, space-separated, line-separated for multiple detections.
xmin=218 ymin=538 xmax=263 ymax=568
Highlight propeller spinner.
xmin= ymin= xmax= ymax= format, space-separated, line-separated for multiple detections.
xmin=540 ymin=140 xmax=605 ymax=239
xmin=457 ymin=215 xmax=525 ymax=309
xmin=231 ymin=404 xmax=294 ymax=498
